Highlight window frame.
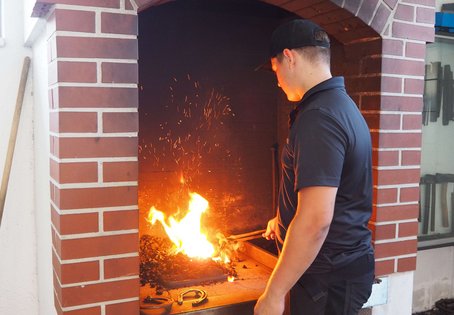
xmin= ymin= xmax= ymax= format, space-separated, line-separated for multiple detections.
xmin=418 ymin=33 xmax=454 ymax=250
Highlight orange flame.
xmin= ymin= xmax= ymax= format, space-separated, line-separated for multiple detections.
xmin=146 ymin=192 xmax=215 ymax=259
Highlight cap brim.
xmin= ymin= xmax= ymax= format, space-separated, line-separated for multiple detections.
xmin=254 ymin=59 xmax=273 ymax=72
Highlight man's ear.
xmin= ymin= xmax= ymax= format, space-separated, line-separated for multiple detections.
xmin=282 ymin=48 xmax=294 ymax=68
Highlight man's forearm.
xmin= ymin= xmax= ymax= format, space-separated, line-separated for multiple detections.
xmin=264 ymin=213 xmax=330 ymax=299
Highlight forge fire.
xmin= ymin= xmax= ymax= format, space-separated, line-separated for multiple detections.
xmin=140 ymin=189 xmax=240 ymax=291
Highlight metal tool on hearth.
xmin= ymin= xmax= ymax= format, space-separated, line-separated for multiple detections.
xmin=177 ymin=289 xmax=208 ymax=307
xmin=142 ymin=294 xmax=173 ymax=313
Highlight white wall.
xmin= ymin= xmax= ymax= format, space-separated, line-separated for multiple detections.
xmin=0 ymin=0 xmax=38 ymax=314
xmin=372 ymin=272 xmax=414 ymax=315
xmin=30 ymin=8 xmax=54 ymax=315
xmin=413 ymin=247 xmax=454 ymax=312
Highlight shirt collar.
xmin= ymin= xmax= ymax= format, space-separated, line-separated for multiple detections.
xmin=288 ymin=76 xmax=345 ymax=128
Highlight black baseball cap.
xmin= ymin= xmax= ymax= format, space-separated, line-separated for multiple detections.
xmin=255 ymin=19 xmax=330 ymax=71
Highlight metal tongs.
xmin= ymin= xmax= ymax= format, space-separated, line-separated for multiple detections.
xmin=226 ymin=229 xmax=266 ymax=242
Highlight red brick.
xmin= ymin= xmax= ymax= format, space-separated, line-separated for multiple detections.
xmin=55 ymin=186 xmax=137 ymax=210
xmin=58 ymin=61 xmax=97 ymax=83
xmin=392 ymin=21 xmax=434 ymax=42
xmin=375 ymin=204 xmax=419 ymax=221
xmin=384 ymin=0 xmax=398 ymax=9
xmin=381 ymin=113 xmax=401 ymax=130
xmin=382 ymin=58 xmax=425 ymax=76
xmin=374 ymin=239 xmax=417 ymax=259
xmin=39 ymin=0 xmax=120 ymax=8
xmin=360 ymin=95 xmax=381 ymax=111
xmin=58 ymin=86 xmax=137 ymax=108
xmin=383 ymin=39 xmax=404 ymax=56
xmin=61 ymin=279 xmax=138 ymax=307
xmin=281 ymin=0 xmax=314 ymax=12
xmin=51 ymin=136 xmax=138 ymax=159
xmin=402 ymin=150 xmax=421 ymax=165
xmin=402 ymin=0 xmax=435 ymax=5
xmin=104 ymin=256 xmax=139 ymax=279
xmin=58 ymin=259 xmax=100 ymax=284
xmin=381 ymin=76 xmax=402 ymax=93
xmin=372 ymin=223 xmax=396 ymax=240
xmin=125 ymin=0 xmax=134 ymax=10
xmin=103 ymin=210 xmax=138 ymax=231
xmin=400 ymin=186 xmax=420 ymax=203
xmin=361 ymin=56 xmax=382 ymax=74
xmin=377 ymin=150 xmax=399 ymax=166
xmin=397 ymin=256 xmax=417 ymax=272
xmin=103 ymin=161 xmax=138 ymax=182
xmin=399 ymin=221 xmax=419 ymax=237
xmin=416 ymin=6 xmax=435 ymax=24
xmin=310 ymin=7 xmax=352 ymax=25
xmin=381 ymin=95 xmax=423 ymax=112
xmin=102 ymin=62 xmax=138 ymax=84
xmin=362 ymin=113 xmax=380 ymax=129
xmin=394 ymin=4 xmax=414 ymax=22
xmin=375 ymin=259 xmax=395 ymax=276
xmin=404 ymin=78 xmax=424 ymax=94
xmin=344 ymin=0 xmax=361 ymax=15
xmin=106 ymin=300 xmax=140 ymax=315
xmin=50 ymin=160 xmax=98 ymax=184
xmin=55 ymin=9 xmax=96 ymax=33
xmin=59 ymin=233 xmax=138 ymax=260
xmin=52 ymin=207 xmax=99 ymax=234
xmin=345 ymin=75 xmax=381 ymax=93
xmin=101 ymin=12 xmax=137 ymax=35
xmin=378 ymin=133 xmax=421 ymax=149
xmin=56 ymin=36 xmax=138 ymax=59
xmin=376 ymin=168 xmax=420 ymax=185
xmin=376 ymin=187 xmax=398 ymax=204
xmin=54 ymin=299 xmax=101 ymax=315
xmin=406 ymin=42 xmax=426 ymax=59
xmin=103 ymin=112 xmax=138 ymax=133
xmin=370 ymin=3 xmax=391 ymax=33
xmin=343 ymin=39 xmax=382 ymax=61
xmin=50 ymin=112 xmax=98 ymax=133
xmin=358 ymin=0 xmax=379 ymax=24
xmin=403 ymin=114 xmax=422 ymax=130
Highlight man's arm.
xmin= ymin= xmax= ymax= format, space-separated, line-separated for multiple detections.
xmin=254 ymin=186 xmax=337 ymax=315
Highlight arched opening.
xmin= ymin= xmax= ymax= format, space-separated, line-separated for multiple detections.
xmin=137 ymin=0 xmax=381 ymax=313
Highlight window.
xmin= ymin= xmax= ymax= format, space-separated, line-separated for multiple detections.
xmin=419 ymin=34 xmax=454 ymax=249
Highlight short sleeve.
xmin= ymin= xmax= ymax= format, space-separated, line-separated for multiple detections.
xmin=292 ymin=109 xmax=347 ymax=191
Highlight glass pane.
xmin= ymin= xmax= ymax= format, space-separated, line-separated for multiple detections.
xmin=419 ymin=36 xmax=454 ymax=248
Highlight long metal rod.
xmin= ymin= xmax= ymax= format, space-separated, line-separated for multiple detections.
xmin=0 ymin=57 xmax=31 ymax=227
xmin=227 ymin=229 xmax=266 ymax=241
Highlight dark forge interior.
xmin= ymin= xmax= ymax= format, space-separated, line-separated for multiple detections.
xmin=138 ymin=0 xmax=298 ymax=241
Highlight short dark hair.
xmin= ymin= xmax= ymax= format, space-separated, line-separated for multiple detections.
xmin=276 ymin=45 xmax=331 ymax=67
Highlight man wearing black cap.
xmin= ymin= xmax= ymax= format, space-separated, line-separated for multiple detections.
xmin=254 ymin=19 xmax=374 ymax=315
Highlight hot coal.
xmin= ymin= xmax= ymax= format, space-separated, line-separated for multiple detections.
xmin=140 ymin=234 xmax=238 ymax=289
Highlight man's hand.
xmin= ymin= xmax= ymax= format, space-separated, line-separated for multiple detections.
xmin=263 ymin=217 xmax=277 ymax=240
xmin=254 ymin=291 xmax=285 ymax=315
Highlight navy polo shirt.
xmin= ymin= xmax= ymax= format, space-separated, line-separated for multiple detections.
xmin=276 ymin=76 xmax=373 ymax=274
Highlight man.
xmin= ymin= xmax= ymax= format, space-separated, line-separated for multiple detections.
xmin=254 ymin=19 xmax=374 ymax=315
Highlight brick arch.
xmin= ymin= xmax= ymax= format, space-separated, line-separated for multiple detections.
xmin=136 ymin=0 xmax=387 ymax=43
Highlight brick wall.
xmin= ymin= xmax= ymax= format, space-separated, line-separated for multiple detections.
xmin=32 ymin=0 xmax=435 ymax=313
xmin=44 ymin=1 xmax=140 ymax=314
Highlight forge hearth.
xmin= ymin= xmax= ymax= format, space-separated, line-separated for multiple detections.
xmin=139 ymin=241 xmax=275 ymax=315
xmin=139 ymin=235 xmax=232 ymax=289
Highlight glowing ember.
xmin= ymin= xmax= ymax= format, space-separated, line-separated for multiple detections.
xmin=227 ymin=275 xmax=235 ymax=282
xmin=146 ymin=192 xmax=215 ymax=259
